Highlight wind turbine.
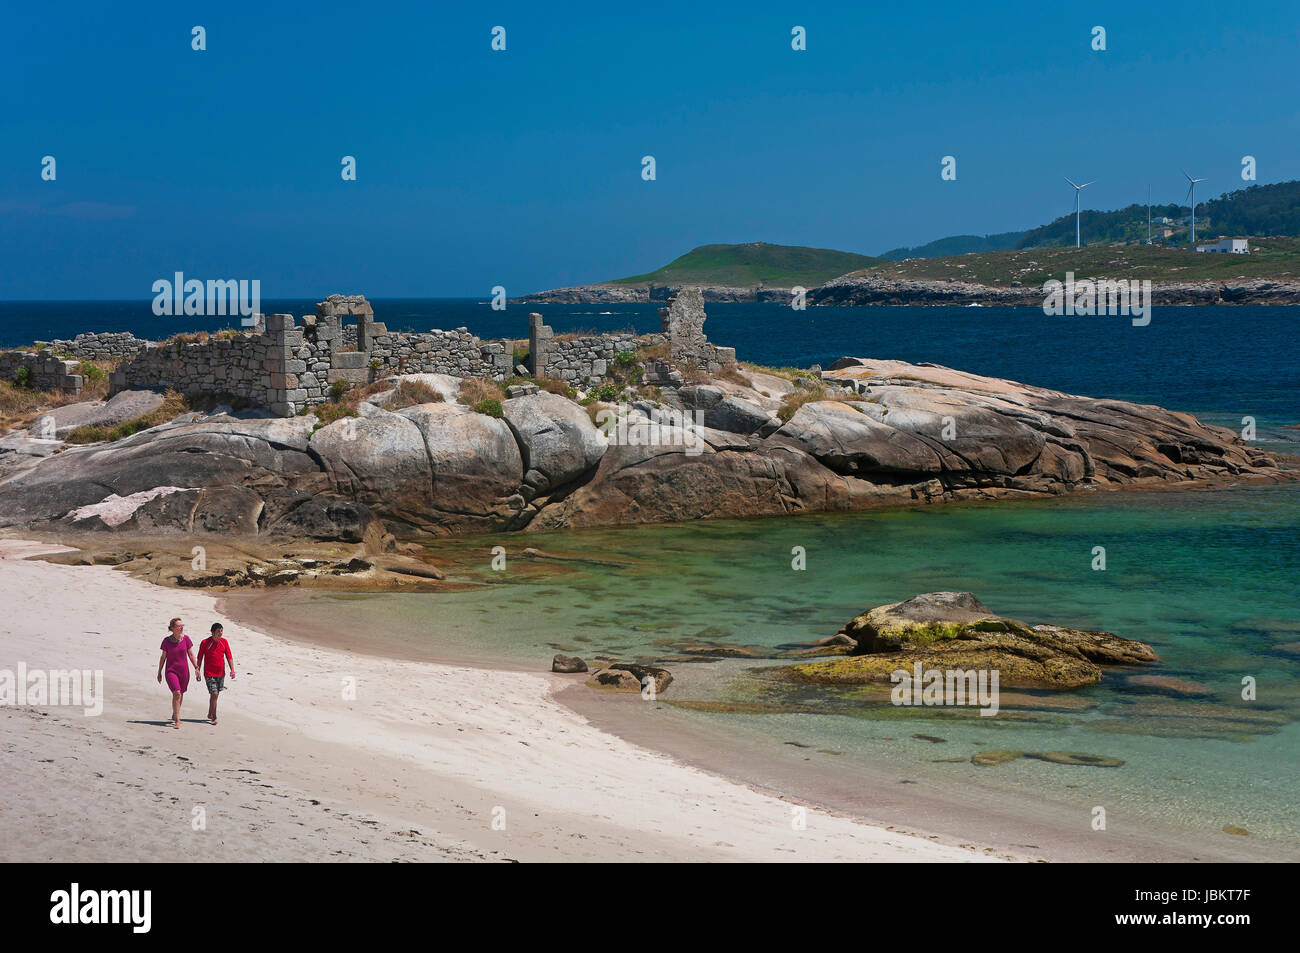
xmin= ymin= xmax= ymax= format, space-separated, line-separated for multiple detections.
xmin=1065 ymin=177 xmax=1095 ymax=248
xmin=1183 ymin=170 xmax=1206 ymax=244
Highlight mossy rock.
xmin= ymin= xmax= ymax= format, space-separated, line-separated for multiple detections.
xmin=774 ymin=645 xmax=1102 ymax=689
xmin=778 ymin=591 xmax=1155 ymax=691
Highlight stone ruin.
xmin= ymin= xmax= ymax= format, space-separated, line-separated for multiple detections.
xmin=525 ymin=287 xmax=734 ymax=383
xmin=84 ymin=288 xmax=738 ymax=416
xmin=0 ymin=350 xmax=86 ymax=396
xmin=658 ymin=288 xmax=735 ymax=371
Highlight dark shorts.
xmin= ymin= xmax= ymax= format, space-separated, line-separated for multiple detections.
xmin=205 ymin=675 xmax=226 ymax=693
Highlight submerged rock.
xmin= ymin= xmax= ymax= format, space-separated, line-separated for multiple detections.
xmin=1024 ymin=752 xmax=1125 ymax=768
xmin=971 ymin=750 xmax=1024 ymax=767
xmin=1125 ymin=674 xmax=1217 ymax=698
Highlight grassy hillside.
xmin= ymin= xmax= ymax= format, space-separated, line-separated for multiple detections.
xmin=609 ymin=242 xmax=883 ymax=287
xmin=880 ymin=231 xmax=1025 ymax=260
xmin=842 ymin=236 xmax=1300 ymax=287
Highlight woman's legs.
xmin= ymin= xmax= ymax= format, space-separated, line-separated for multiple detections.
xmin=171 ymin=689 xmax=182 ymax=728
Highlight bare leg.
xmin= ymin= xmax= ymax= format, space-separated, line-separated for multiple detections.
xmin=208 ymin=690 xmax=218 ymax=724
xmin=171 ymin=690 xmax=182 ymax=728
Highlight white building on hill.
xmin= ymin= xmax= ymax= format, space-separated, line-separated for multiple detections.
xmin=1196 ymin=237 xmax=1250 ymax=254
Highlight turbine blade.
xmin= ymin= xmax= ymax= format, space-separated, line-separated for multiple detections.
xmin=1064 ymin=177 xmax=1079 ymax=188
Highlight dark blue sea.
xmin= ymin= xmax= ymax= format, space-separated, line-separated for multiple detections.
xmin=1 ymin=300 xmax=1296 ymax=434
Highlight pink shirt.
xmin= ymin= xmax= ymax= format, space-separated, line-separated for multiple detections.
xmin=160 ymin=634 xmax=192 ymax=672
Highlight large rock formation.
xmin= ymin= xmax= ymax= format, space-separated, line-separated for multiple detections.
xmin=0 ymin=357 xmax=1290 ymax=542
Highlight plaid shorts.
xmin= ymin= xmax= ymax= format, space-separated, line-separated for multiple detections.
xmin=205 ymin=675 xmax=226 ymax=693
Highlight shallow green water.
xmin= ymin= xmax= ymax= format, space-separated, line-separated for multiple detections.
xmin=284 ymin=485 xmax=1300 ymax=852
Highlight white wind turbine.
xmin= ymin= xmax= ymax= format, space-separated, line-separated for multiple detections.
xmin=1182 ymin=170 xmax=1207 ymax=244
xmin=1065 ymin=177 xmax=1095 ymax=248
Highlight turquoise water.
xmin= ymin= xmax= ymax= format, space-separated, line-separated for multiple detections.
xmin=272 ymin=484 xmax=1300 ymax=855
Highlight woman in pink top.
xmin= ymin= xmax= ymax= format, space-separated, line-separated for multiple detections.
xmin=156 ymin=617 xmax=199 ymax=729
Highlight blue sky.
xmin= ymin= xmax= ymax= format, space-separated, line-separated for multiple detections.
xmin=3 ymin=0 xmax=1298 ymax=298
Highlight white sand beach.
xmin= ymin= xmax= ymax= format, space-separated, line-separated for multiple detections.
xmin=0 ymin=538 xmax=1003 ymax=862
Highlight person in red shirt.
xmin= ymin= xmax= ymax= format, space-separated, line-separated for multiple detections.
xmin=195 ymin=623 xmax=236 ymax=725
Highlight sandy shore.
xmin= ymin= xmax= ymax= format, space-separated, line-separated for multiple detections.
xmin=0 ymin=539 xmax=1002 ymax=862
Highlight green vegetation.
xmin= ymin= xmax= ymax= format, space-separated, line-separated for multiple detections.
xmin=776 ymin=385 xmax=829 ymax=422
xmin=309 ymin=402 xmax=359 ymax=430
xmin=386 ymin=379 xmax=443 ymax=410
xmin=64 ymin=391 xmax=190 ymax=444
xmin=458 ymin=377 xmax=506 ymax=416
xmin=610 ymin=242 xmax=883 ymax=287
xmin=1203 ymin=181 xmax=1300 ymax=237
xmin=842 ymin=236 xmax=1300 ymax=286
xmin=741 ymin=362 xmax=817 ymax=381
xmin=1015 ymin=180 xmax=1300 ymax=249
xmin=880 ymin=231 xmax=1025 ymax=260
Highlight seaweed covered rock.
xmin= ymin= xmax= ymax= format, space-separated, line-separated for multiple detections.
xmin=778 ymin=592 xmax=1157 ymax=690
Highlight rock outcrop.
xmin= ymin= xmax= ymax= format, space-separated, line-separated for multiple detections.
xmin=0 ymin=356 xmax=1290 ymax=542
xmin=810 ymin=274 xmax=1300 ymax=307
xmin=777 ymin=592 xmax=1159 ymax=690
xmin=519 ymin=276 xmax=1300 ymax=307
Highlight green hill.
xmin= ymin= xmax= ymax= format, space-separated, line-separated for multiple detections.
xmin=880 ymin=231 xmax=1025 ymax=260
xmin=609 ymin=242 xmax=883 ymax=287
xmin=845 ymin=236 xmax=1300 ymax=286
xmin=1016 ymin=180 xmax=1300 ymax=249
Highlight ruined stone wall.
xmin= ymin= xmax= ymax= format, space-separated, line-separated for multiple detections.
xmin=111 ymin=333 xmax=275 ymax=406
xmin=33 ymin=332 xmax=153 ymax=361
xmin=658 ymin=288 xmax=735 ymax=370
xmin=527 ymin=311 xmax=668 ymax=382
xmin=1 ymin=351 xmax=85 ymax=395
xmin=99 ymin=289 xmax=733 ymax=416
xmin=109 ymin=301 xmax=514 ymax=416
xmin=365 ymin=327 xmax=511 ymax=379
xmin=541 ymin=333 xmax=658 ymax=382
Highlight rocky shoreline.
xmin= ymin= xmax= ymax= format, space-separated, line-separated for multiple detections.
xmin=1 ymin=346 xmax=1292 ymax=559
xmin=519 ymin=276 xmax=1300 ymax=306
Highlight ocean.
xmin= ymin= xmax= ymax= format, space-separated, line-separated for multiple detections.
xmin=10 ymin=298 xmax=1300 ymax=856
xmin=1 ymin=299 xmax=1295 ymax=436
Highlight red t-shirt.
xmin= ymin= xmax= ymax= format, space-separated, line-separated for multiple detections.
xmin=196 ymin=636 xmax=233 ymax=677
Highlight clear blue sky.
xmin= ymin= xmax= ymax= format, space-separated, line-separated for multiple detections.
xmin=3 ymin=0 xmax=1297 ymax=298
